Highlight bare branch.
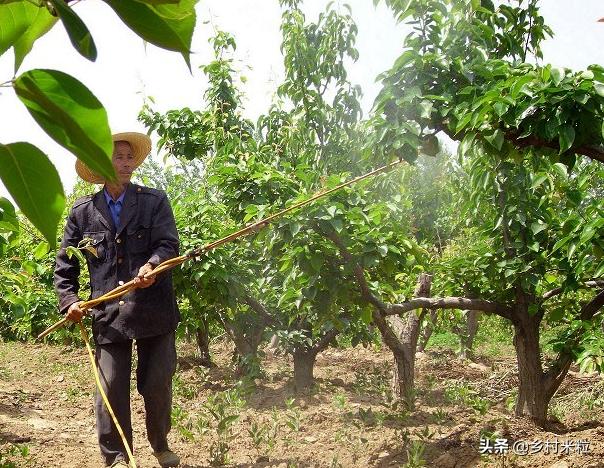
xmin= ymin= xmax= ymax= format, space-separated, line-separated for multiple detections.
xmin=313 ymin=328 xmax=340 ymax=354
xmin=385 ymin=297 xmax=513 ymax=320
xmin=579 ymin=288 xmax=604 ymax=321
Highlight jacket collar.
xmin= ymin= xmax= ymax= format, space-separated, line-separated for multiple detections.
xmin=92 ymin=183 xmax=139 ymax=235
xmin=92 ymin=190 xmax=114 ymax=233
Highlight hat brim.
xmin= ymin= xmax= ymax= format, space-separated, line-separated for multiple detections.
xmin=75 ymin=132 xmax=152 ymax=184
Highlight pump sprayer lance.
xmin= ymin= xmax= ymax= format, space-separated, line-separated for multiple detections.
xmin=37 ymin=159 xmax=404 ymax=340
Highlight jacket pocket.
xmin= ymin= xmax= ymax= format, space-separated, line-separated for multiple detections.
xmin=81 ymin=231 xmax=106 ymax=262
xmin=127 ymin=225 xmax=151 ymax=254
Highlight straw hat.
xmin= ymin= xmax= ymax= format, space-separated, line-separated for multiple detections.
xmin=75 ymin=132 xmax=152 ymax=184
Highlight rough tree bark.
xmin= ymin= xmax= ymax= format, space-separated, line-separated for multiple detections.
xmin=457 ymin=310 xmax=480 ymax=360
xmin=387 ymin=273 xmax=432 ymax=407
xmin=194 ymin=316 xmax=215 ymax=368
xmin=417 ymin=309 xmax=437 ymax=352
xmin=221 ymin=317 xmax=266 ymax=377
xmin=292 ymin=328 xmax=339 ymax=392
xmin=512 ymin=305 xmax=551 ymax=421
xmin=512 ymin=288 xmax=604 ymax=423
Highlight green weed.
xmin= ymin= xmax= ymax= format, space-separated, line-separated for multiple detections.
xmin=0 ymin=443 xmax=31 ymax=468
xmin=445 ymin=382 xmax=491 ymax=415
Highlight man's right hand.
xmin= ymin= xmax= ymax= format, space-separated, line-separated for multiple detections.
xmin=66 ymin=301 xmax=85 ymax=323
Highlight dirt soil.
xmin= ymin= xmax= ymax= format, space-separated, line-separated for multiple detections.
xmin=1 ymin=339 xmax=603 ymax=467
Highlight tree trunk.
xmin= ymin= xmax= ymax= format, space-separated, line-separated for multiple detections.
xmin=459 ymin=310 xmax=480 ymax=360
xmin=265 ymin=333 xmax=280 ymax=355
xmin=512 ymin=304 xmax=552 ymax=423
xmin=386 ymin=273 xmax=432 ymax=409
xmin=391 ymin=348 xmax=416 ymax=406
xmin=222 ymin=318 xmax=266 ymax=377
xmin=291 ymin=328 xmax=339 ymax=392
xmin=293 ymin=349 xmax=317 ymax=392
xmin=417 ymin=309 xmax=437 ymax=352
xmin=195 ymin=321 xmax=215 ymax=368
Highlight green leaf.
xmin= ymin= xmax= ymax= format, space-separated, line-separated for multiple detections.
xmin=557 ymin=125 xmax=575 ymax=153
xmin=50 ymin=0 xmax=97 ymax=61
xmin=14 ymin=69 xmax=115 ymax=182
xmin=530 ymin=222 xmax=547 ymax=235
xmin=484 ymin=129 xmax=504 ymax=151
xmin=530 ymin=174 xmax=548 ymax=190
xmin=12 ymin=6 xmax=57 ymax=72
xmin=0 ymin=220 xmax=18 ymax=233
xmin=0 ymin=196 xmax=18 ymax=227
xmin=548 ymin=307 xmax=564 ymax=322
xmin=0 ymin=1 xmax=40 ymax=57
xmin=325 ymin=205 xmax=338 ymax=218
xmin=33 ymin=241 xmax=50 ymax=260
xmin=528 ymin=304 xmax=539 ymax=316
xmin=360 ymin=307 xmax=372 ymax=324
xmin=104 ymin=0 xmax=197 ymax=69
xmin=550 ymin=67 xmax=565 ymax=86
xmin=330 ymin=217 xmax=344 ymax=233
xmin=594 ymin=83 xmax=604 ymax=97
xmin=310 ymin=253 xmax=323 ymax=271
xmin=552 ymin=162 xmax=568 ymax=179
xmin=0 ymin=143 xmax=64 ymax=247
xmin=455 ymin=113 xmax=472 ymax=133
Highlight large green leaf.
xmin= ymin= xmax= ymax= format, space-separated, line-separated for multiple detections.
xmin=0 ymin=143 xmax=65 ymax=247
xmin=0 ymin=1 xmax=40 ymax=56
xmin=558 ymin=124 xmax=575 ymax=153
xmin=104 ymin=0 xmax=197 ymax=69
xmin=13 ymin=69 xmax=115 ymax=182
xmin=484 ymin=129 xmax=504 ymax=151
xmin=50 ymin=0 xmax=97 ymax=61
xmin=12 ymin=6 xmax=57 ymax=72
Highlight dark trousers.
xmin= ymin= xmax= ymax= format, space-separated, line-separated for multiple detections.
xmin=95 ymin=332 xmax=177 ymax=466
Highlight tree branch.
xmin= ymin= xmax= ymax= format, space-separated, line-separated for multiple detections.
xmin=579 ymin=288 xmax=604 ymax=321
xmin=545 ymin=288 xmax=604 ymax=393
xmin=509 ymin=133 xmax=604 ymax=165
xmin=242 ymin=292 xmax=277 ymax=326
xmin=436 ymin=123 xmax=604 ymax=165
xmin=542 ymin=280 xmax=604 ymax=301
xmin=312 ymin=328 xmax=340 ymax=355
xmin=385 ymin=297 xmax=513 ymax=320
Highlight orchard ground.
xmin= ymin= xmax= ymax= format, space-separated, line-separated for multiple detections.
xmin=1 ymin=318 xmax=603 ymax=467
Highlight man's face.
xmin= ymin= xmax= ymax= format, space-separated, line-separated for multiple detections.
xmin=112 ymin=141 xmax=134 ymax=184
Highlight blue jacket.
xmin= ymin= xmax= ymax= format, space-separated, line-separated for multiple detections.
xmin=54 ymin=183 xmax=180 ymax=344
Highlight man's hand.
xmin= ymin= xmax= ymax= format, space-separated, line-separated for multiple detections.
xmin=134 ymin=262 xmax=156 ymax=288
xmin=66 ymin=301 xmax=85 ymax=323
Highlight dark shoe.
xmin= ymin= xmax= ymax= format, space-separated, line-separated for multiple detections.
xmin=110 ymin=461 xmax=129 ymax=467
xmin=153 ymin=449 xmax=180 ymax=467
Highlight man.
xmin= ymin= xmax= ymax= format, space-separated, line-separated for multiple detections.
xmin=54 ymin=132 xmax=180 ymax=467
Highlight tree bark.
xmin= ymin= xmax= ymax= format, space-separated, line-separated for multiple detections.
xmin=387 ymin=273 xmax=431 ymax=408
xmin=512 ymin=308 xmax=550 ymax=422
xmin=195 ymin=318 xmax=215 ymax=368
xmin=418 ymin=309 xmax=437 ymax=352
xmin=293 ymin=348 xmax=317 ymax=391
xmin=459 ymin=310 xmax=480 ymax=360
xmin=221 ymin=317 xmax=266 ymax=377
xmin=292 ymin=328 xmax=339 ymax=392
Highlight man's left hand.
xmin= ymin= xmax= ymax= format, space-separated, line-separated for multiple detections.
xmin=134 ymin=262 xmax=156 ymax=288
